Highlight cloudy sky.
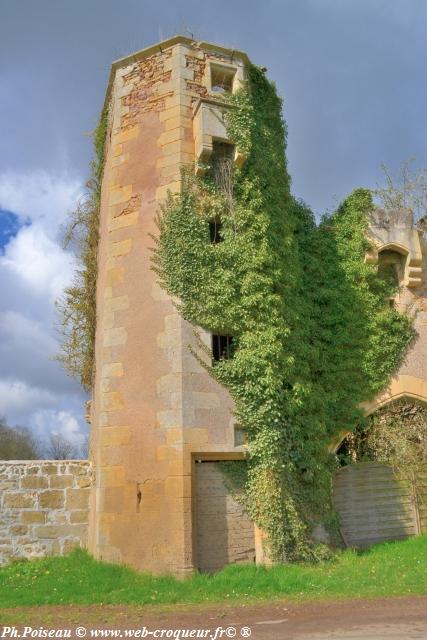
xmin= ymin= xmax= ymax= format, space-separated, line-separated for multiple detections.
xmin=0 ymin=0 xmax=426 ymax=450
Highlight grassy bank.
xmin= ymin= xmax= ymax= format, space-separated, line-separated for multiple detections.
xmin=1 ymin=535 xmax=426 ymax=609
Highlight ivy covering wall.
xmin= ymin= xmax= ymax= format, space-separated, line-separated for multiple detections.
xmin=339 ymin=399 xmax=427 ymax=484
xmin=152 ymin=65 xmax=415 ymax=561
xmin=57 ymin=63 xmax=415 ymax=562
xmin=56 ymin=106 xmax=109 ymax=391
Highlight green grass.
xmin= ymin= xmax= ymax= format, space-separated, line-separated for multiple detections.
xmin=1 ymin=535 xmax=427 ymax=609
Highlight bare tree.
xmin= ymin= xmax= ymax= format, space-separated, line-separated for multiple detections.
xmin=79 ymin=434 xmax=90 ymax=459
xmin=374 ymin=158 xmax=427 ymax=224
xmin=46 ymin=433 xmax=78 ymax=460
xmin=0 ymin=417 xmax=41 ymax=460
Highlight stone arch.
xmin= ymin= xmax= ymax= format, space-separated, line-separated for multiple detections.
xmin=332 ymin=376 xmax=427 ymax=546
xmin=330 ymin=375 xmax=427 ymax=453
xmin=378 ymin=241 xmax=409 ymax=256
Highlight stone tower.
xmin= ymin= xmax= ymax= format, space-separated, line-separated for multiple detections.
xmin=88 ymin=36 xmax=258 ymax=576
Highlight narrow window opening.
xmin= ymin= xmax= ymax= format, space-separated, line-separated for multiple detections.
xmin=212 ymin=334 xmax=234 ymax=361
xmin=210 ymin=65 xmax=236 ymax=94
xmin=210 ymin=141 xmax=235 ymax=199
xmin=234 ymin=426 xmax=246 ymax=447
xmin=209 ymin=218 xmax=223 ymax=244
xmin=377 ymin=250 xmax=406 ymax=301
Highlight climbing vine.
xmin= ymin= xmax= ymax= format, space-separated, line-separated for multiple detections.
xmin=339 ymin=399 xmax=427 ymax=486
xmin=56 ymin=105 xmax=109 ymax=391
xmin=153 ymin=64 xmax=414 ymax=561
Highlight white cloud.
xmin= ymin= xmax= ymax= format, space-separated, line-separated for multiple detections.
xmin=0 ymin=379 xmax=57 ymax=416
xmin=0 ymin=170 xmax=83 ymax=233
xmin=1 ymin=224 xmax=76 ymax=301
xmin=0 ymin=171 xmax=88 ymax=452
xmin=32 ymin=409 xmax=86 ymax=447
xmin=0 ymin=310 xmax=55 ymax=354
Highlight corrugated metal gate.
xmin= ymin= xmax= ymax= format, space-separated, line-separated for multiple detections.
xmin=333 ymin=462 xmax=427 ymax=548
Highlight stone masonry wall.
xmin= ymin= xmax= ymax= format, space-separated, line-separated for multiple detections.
xmin=0 ymin=460 xmax=92 ymax=565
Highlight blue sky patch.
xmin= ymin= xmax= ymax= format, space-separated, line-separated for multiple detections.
xmin=0 ymin=209 xmax=29 ymax=251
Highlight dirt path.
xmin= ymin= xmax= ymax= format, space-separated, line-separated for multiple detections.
xmin=1 ymin=596 xmax=427 ymax=639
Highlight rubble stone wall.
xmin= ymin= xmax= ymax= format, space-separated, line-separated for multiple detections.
xmin=0 ymin=460 xmax=92 ymax=565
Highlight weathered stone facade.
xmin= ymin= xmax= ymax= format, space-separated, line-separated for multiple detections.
xmin=3 ymin=37 xmax=426 ymax=575
xmin=0 ymin=461 xmax=91 ymax=565
xmin=89 ymin=36 xmax=254 ymax=576
xmin=89 ymin=35 xmax=427 ymax=576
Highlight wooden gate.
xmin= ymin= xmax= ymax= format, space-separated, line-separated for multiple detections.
xmin=194 ymin=461 xmax=255 ymax=572
xmin=333 ymin=462 xmax=427 ymax=548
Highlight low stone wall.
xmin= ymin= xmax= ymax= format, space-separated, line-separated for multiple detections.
xmin=0 ymin=460 xmax=92 ymax=565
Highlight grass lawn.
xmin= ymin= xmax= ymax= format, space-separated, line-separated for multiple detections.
xmin=0 ymin=534 xmax=426 ymax=609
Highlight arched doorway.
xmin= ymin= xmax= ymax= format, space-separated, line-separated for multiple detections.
xmin=332 ymin=388 xmax=427 ymax=548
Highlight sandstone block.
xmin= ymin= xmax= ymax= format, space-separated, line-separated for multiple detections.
xmin=103 ymin=327 xmax=127 ymax=348
xmin=111 ymin=153 xmax=129 ymax=168
xmin=10 ymin=525 xmax=28 ymax=535
xmin=165 ymin=475 xmax=192 ymax=499
xmin=51 ymin=540 xmax=61 ymax=555
xmin=109 ymin=184 xmax=132 ymax=207
xmin=35 ymin=524 xmax=87 ymax=539
xmin=106 ymin=267 xmax=124 ymax=286
xmin=66 ymin=488 xmax=90 ymax=510
xmin=39 ymin=490 xmax=64 ymax=509
xmin=166 ymin=428 xmax=182 ymax=445
xmin=110 ymin=239 xmax=132 ymax=257
xmin=98 ymin=466 xmax=125 ymax=488
xmin=77 ymin=476 xmax=92 ymax=488
xmin=34 ymin=525 xmax=62 ymax=539
xmin=159 ymin=127 xmax=187 ymax=146
xmin=49 ymin=512 xmax=68 ymax=525
xmin=102 ymin=391 xmax=124 ymax=412
xmin=183 ymin=428 xmax=209 ymax=445
xmin=42 ymin=464 xmax=60 ymax=475
xmin=21 ymin=511 xmax=46 ymax=524
xmin=112 ymin=143 xmax=123 ymax=157
xmin=21 ymin=475 xmax=49 ymax=490
xmin=102 ymin=362 xmax=124 ymax=379
xmin=50 ymin=475 xmax=74 ymax=489
xmin=113 ymin=125 xmax=139 ymax=144
xmin=62 ymin=538 xmax=82 ymax=554
xmin=99 ymin=426 xmax=131 ymax=447
xmin=164 ymin=115 xmax=192 ymax=131
xmin=108 ymin=210 xmax=139 ymax=231
xmin=104 ymin=295 xmax=129 ymax=313
xmin=70 ymin=510 xmax=89 ymax=524
xmin=4 ymin=493 xmax=35 ymax=508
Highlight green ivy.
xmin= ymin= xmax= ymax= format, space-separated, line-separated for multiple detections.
xmin=152 ymin=66 xmax=414 ymax=561
xmin=339 ymin=399 xmax=427 ymax=484
xmin=56 ymin=105 xmax=109 ymax=391
xmin=57 ymin=63 xmax=413 ymax=560
xmin=152 ymin=64 xmax=415 ymax=561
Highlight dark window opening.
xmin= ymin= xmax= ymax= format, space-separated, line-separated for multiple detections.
xmin=210 ymin=141 xmax=235 ymax=196
xmin=212 ymin=334 xmax=234 ymax=361
xmin=209 ymin=218 xmax=223 ymax=244
xmin=234 ymin=426 xmax=246 ymax=447
xmin=210 ymin=65 xmax=235 ymax=94
xmin=377 ymin=249 xmax=405 ymax=289
xmin=211 ymin=141 xmax=234 ymax=165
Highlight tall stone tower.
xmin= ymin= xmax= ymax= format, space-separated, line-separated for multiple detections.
xmin=88 ymin=36 xmax=257 ymax=576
